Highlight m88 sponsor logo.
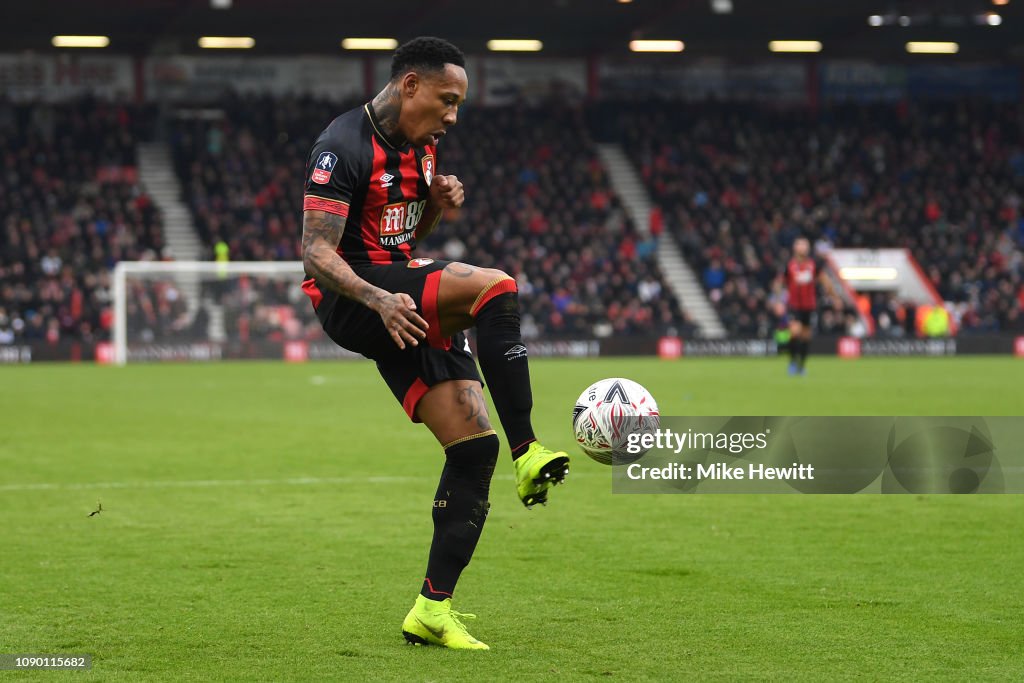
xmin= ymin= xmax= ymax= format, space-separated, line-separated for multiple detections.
xmin=380 ymin=200 xmax=427 ymax=236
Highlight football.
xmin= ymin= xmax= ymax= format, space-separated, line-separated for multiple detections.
xmin=572 ymin=378 xmax=660 ymax=465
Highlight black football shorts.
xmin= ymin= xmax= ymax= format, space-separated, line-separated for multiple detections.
xmin=789 ymin=308 xmax=814 ymax=327
xmin=302 ymin=258 xmax=482 ymax=421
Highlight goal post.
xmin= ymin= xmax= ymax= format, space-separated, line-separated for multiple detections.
xmin=111 ymin=260 xmax=310 ymax=366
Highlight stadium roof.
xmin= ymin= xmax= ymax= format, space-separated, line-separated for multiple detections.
xmin=7 ymin=0 xmax=1024 ymax=60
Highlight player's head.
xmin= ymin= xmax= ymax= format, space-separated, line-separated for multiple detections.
xmin=389 ymin=37 xmax=467 ymax=147
xmin=793 ymin=237 xmax=810 ymax=258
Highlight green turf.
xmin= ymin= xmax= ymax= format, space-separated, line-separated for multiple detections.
xmin=1 ymin=357 xmax=1023 ymax=681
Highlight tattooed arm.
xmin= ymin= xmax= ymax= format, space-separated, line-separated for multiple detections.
xmin=302 ymin=209 xmax=428 ymax=349
xmin=302 ymin=210 xmax=381 ymax=307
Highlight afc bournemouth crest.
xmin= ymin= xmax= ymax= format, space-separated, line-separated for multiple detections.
xmin=311 ymin=151 xmax=337 ymax=184
xmin=421 ymin=154 xmax=434 ymax=186
xmin=408 ymin=258 xmax=435 ymax=268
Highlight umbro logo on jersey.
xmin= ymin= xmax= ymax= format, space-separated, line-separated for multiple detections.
xmin=504 ymin=344 xmax=528 ymax=361
xmin=311 ymin=151 xmax=337 ymax=184
xmin=379 ymin=172 xmax=395 ymax=188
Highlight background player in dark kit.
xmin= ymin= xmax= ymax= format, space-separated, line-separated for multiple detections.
xmin=299 ymin=37 xmax=570 ymax=650
xmin=784 ymin=237 xmax=836 ymax=375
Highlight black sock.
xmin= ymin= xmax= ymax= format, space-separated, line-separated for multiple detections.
xmin=474 ymin=291 xmax=536 ymax=459
xmin=789 ymin=338 xmax=799 ymax=364
xmin=421 ymin=432 xmax=498 ymax=601
xmin=799 ymin=339 xmax=810 ymax=369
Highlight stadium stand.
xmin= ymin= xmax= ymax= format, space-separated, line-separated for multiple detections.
xmin=599 ymin=100 xmax=1024 ymax=336
xmin=168 ymin=96 xmax=694 ymax=340
xmin=0 ymin=97 xmax=165 ymax=344
xmin=5 ymin=94 xmax=1021 ymax=347
xmin=168 ymin=94 xmax=340 ymax=263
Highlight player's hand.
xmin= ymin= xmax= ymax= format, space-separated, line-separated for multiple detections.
xmin=374 ymin=292 xmax=429 ymax=350
xmin=429 ymin=174 xmax=464 ymax=209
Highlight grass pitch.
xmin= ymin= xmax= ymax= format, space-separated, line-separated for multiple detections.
xmin=2 ymin=357 xmax=1023 ymax=681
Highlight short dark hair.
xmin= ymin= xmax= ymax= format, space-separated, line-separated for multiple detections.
xmin=390 ymin=37 xmax=465 ymax=80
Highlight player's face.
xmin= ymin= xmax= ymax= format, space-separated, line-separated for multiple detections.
xmin=402 ymin=64 xmax=468 ymax=147
xmin=794 ymin=238 xmax=810 ymax=258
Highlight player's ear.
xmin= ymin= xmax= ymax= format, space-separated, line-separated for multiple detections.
xmin=400 ymin=71 xmax=419 ymax=98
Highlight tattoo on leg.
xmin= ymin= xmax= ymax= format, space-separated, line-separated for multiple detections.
xmin=444 ymin=263 xmax=476 ymax=278
xmin=457 ymin=386 xmax=492 ymax=431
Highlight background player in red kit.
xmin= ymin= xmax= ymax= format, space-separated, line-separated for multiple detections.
xmin=299 ymin=37 xmax=569 ymax=650
xmin=784 ymin=237 xmax=835 ymax=375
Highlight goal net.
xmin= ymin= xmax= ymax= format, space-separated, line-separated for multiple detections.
xmin=108 ymin=261 xmax=352 ymax=365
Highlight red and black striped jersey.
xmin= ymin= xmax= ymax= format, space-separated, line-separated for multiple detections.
xmin=303 ymin=103 xmax=438 ymax=266
xmin=786 ymin=257 xmax=820 ymax=311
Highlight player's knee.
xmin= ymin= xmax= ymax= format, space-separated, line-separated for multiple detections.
xmin=470 ymin=272 xmax=518 ymax=318
xmin=444 ymin=430 xmax=500 ymax=467
xmin=444 ymin=431 xmax=499 ymax=493
xmin=482 ymin=267 xmax=513 ymax=283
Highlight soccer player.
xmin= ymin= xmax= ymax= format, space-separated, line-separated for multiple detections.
xmin=784 ymin=237 xmax=835 ymax=375
xmin=299 ymin=37 xmax=569 ymax=650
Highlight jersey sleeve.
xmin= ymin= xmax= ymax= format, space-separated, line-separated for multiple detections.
xmin=303 ymin=135 xmax=362 ymax=218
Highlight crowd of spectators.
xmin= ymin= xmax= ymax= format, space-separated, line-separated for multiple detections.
xmin=8 ymin=94 xmax=1024 ymax=347
xmin=122 ymin=275 xmax=321 ymax=346
xmin=0 ymin=97 xmax=165 ymax=345
xmin=418 ymin=105 xmax=691 ymax=338
xmin=170 ymin=95 xmax=692 ymax=339
xmin=169 ymin=94 xmax=340 ymax=263
xmin=603 ymin=100 xmax=1024 ymax=336
xmin=215 ymin=275 xmax=322 ymax=345
xmin=125 ymin=279 xmax=190 ymax=343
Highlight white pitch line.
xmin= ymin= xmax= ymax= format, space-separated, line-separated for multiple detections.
xmin=0 ymin=472 xmax=590 ymax=493
xmin=0 ymin=475 xmax=455 ymax=492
